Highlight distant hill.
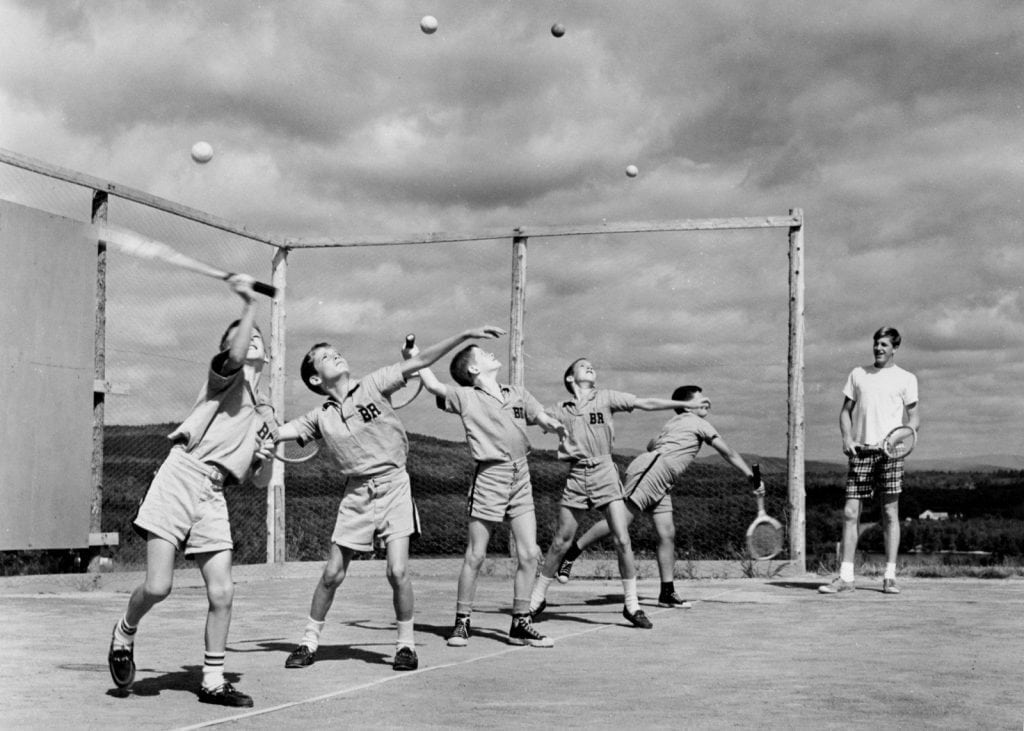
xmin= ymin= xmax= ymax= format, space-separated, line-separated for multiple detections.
xmin=694 ymin=451 xmax=1024 ymax=474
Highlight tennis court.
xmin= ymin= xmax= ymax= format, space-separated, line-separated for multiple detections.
xmin=2 ymin=561 xmax=1021 ymax=730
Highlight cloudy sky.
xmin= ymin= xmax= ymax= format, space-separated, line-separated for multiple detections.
xmin=2 ymin=1 xmax=1023 ymax=463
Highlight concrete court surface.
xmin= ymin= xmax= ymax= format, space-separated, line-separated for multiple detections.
xmin=1 ymin=560 xmax=1022 ymax=730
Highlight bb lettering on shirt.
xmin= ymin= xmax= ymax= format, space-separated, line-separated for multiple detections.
xmin=512 ymin=406 xmax=525 ymax=419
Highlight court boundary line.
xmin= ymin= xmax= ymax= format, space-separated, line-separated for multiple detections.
xmin=170 ymin=593 xmax=743 ymax=730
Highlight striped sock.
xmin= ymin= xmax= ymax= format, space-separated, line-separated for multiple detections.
xmin=113 ymin=615 xmax=137 ymax=648
xmin=202 ymin=651 xmax=226 ymax=691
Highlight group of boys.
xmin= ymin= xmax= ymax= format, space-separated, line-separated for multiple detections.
xmin=106 ymin=277 xmax=918 ymax=708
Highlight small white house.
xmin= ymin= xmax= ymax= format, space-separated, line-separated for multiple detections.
xmin=918 ymin=510 xmax=950 ymax=521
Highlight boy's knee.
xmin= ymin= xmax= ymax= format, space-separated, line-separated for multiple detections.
xmin=143 ymin=579 xmax=173 ymax=603
xmin=207 ymin=581 xmax=234 ymax=610
xmin=387 ymin=562 xmax=409 ymax=587
xmin=320 ymin=566 xmax=347 ymax=590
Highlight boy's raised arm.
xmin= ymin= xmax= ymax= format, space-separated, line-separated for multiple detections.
xmin=399 ymin=325 xmax=505 ymax=380
xmin=224 ymin=275 xmax=258 ymax=370
xmin=633 ymin=394 xmax=709 ymax=412
xmin=709 ymin=436 xmax=763 ymax=493
xmin=417 ymin=366 xmax=449 ymax=399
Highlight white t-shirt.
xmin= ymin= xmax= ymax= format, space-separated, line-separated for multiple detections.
xmin=842 ymin=364 xmax=918 ymax=445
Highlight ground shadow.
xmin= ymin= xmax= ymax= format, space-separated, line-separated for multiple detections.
xmin=105 ymin=665 xmax=243 ymax=700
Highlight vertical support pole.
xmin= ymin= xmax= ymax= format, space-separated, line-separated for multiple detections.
xmin=509 ymin=232 xmax=528 ymax=388
xmin=90 ymin=191 xmax=108 ymax=539
xmin=787 ymin=208 xmax=806 ymax=573
xmin=267 ymin=246 xmax=288 ymax=563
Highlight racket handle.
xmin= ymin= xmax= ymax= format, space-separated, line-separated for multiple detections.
xmin=253 ymin=281 xmax=277 ymax=298
xmin=405 ymin=333 xmax=416 ymax=348
xmin=750 ymin=463 xmax=761 ymax=485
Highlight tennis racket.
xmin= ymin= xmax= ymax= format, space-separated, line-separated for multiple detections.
xmin=857 ymin=425 xmax=917 ymax=458
xmin=392 ymin=333 xmax=425 ymax=410
xmin=97 ymin=224 xmax=276 ymax=297
xmin=745 ymin=465 xmax=784 ymax=560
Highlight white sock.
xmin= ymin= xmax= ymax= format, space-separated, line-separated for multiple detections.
xmin=839 ymin=562 xmax=855 ymax=583
xmin=396 ymin=619 xmax=415 ymax=649
xmin=884 ymin=563 xmax=897 ymax=580
xmin=622 ymin=577 xmax=639 ymax=613
xmin=301 ymin=617 xmax=326 ymax=651
xmin=530 ymin=575 xmax=554 ymax=610
xmin=113 ymin=615 xmax=137 ymax=648
xmin=202 ymin=651 xmax=225 ymax=691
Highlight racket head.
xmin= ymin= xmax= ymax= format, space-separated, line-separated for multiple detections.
xmin=881 ymin=425 xmax=917 ymax=458
xmin=746 ymin=516 xmax=784 ymax=560
xmin=273 ymin=439 xmax=320 ymax=464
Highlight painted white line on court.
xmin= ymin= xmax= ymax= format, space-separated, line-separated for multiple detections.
xmin=173 ymin=614 xmax=658 ymax=730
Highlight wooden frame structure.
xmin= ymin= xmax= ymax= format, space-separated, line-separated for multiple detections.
xmin=0 ymin=148 xmax=807 ymax=572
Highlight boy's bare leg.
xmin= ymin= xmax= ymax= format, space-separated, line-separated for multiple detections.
xmin=124 ymin=535 xmax=178 ymax=626
xmin=385 ymin=536 xmax=414 ymax=622
xmin=196 ymin=549 xmax=234 ymax=655
xmin=310 ymin=543 xmax=354 ymax=622
xmin=651 ymin=510 xmax=677 ymax=583
xmin=456 ymin=519 xmax=493 ymax=613
xmin=509 ymin=511 xmax=541 ymax=609
xmin=840 ymin=498 xmax=863 ymax=565
xmin=539 ymin=506 xmax=580 ymax=578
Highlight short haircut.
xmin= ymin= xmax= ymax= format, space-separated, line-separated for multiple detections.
xmin=873 ymin=326 xmax=902 ymax=348
xmin=562 ymin=357 xmax=588 ymax=394
xmin=672 ymin=385 xmax=702 ymax=414
xmin=449 ymin=345 xmax=480 ymax=387
xmin=300 ymin=342 xmax=332 ymax=395
xmin=219 ymin=319 xmax=262 ymax=352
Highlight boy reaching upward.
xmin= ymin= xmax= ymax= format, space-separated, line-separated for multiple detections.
xmin=274 ymin=326 xmax=505 ymax=672
xmin=558 ymin=386 xmax=763 ymax=607
xmin=418 ymin=344 xmax=566 ymax=648
xmin=529 ymin=360 xmax=707 ymax=628
xmin=107 ymin=275 xmax=274 ymax=708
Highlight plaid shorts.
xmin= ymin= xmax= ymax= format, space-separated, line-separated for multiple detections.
xmin=845 ymin=452 xmax=905 ymax=500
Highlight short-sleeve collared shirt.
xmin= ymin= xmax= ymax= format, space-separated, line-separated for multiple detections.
xmin=440 ymin=384 xmax=544 ymax=462
xmin=289 ymin=364 xmax=409 ymax=477
xmin=650 ymin=412 xmax=720 ymax=470
xmin=167 ymin=352 xmax=272 ymax=483
xmin=550 ymin=388 xmax=636 ymax=461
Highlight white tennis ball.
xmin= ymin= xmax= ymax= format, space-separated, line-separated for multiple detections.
xmin=420 ymin=15 xmax=438 ymax=34
xmin=191 ymin=141 xmax=214 ymax=164
xmin=625 ymin=164 xmax=639 ymax=178
xmin=551 ymin=23 xmax=565 ymax=38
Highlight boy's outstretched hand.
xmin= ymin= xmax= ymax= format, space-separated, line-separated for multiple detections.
xmin=227 ymin=273 xmax=257 ymax=302
xmin=470 ymin=325 xmax=506 ymax=340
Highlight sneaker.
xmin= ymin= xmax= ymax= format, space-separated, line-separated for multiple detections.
xmin=447 ymin=616 xmax=471 ymax=647
xmin=393 ymin=645 xmax=419 ymax=671
xmin=622 ymin=607 xmax=653 ymax=629
xmin=556 ymin=558 xmax=575 ymax=584
xmin=108 ymin=628 xmax=136 ymax=689
xmin=882 ymin=578 xmax=901 ymax=595
xmin=818 ymin=578 xmax=856 ymax=595
xmin=657 ymin=592 xmax=693 ymax=609
xmin=284 ymin=644 xmax=316 ymax=668
xmin=530 ymin=599 xmax=547 ymax=621
xmin=198 ymin=682 xmax=254 ymax=708
xmin=508 ymin=615 xmax=554 ymax=647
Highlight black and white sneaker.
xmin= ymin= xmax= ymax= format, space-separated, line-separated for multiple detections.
xmin=107 ymin=627 xmax=136 ymax=689
xmin=622 ymin=607 xmax=653 ymax=629
xmin=447 ymin=616 xmax=471 ymax=647
xmin=657 ymin=592 xmax=693 ymax=609
xmin=198 ymin=682 xmax=254 ymax=708
xmin=284 ymin=644 xmax=316 ymax=668
xmin=394 ymin=646 xmax=419 ymax=671
xmin=555 ymin=558 xmax=575 ymax=584
xmin=508 ymin=615 xmax=553 ymax=647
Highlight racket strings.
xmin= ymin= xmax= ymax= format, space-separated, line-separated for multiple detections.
xmin=750 ymin=522 xmax=783 ymax=558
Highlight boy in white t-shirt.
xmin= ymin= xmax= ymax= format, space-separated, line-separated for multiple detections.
xmin=820 ymin=327 xmax=920 ymax=596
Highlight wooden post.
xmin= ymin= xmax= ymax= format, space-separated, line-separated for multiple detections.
xmin=509 ymin=233 xmax=527 ymax=388
xmin=787 ymin=208 xmax=806 ymax=573
xmin=90 ymin=190 xmax=108 ymax=537
xmin=267 ymin=246 xmax=288 ymax=563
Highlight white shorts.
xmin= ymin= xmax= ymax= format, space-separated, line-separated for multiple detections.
xmin=561 ymin=456 xmax=624 ymax=510
xmin=623 ymin=451 xmax=679 ymax=516
xmin=468 ymin=458 xmax=534 ymax=523
xmin=332 ymin=469 xmax=419 ymax=552
xmin=134 ymin=446 xmax=233 ymax=555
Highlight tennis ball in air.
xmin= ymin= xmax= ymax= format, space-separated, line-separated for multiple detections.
xmin=190 ymin=141 xmax=214 ymax=164
xmin=420 ymin=15 xmax=438 ymax=34
xmin=551 ymin=23 xmax=565 ymax=38
xmin=625 ymin=164 xmax=639 ymax=178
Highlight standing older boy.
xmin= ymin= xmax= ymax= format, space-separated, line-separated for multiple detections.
xmin=418 ymin=344 xmax=566 ymax=648
xmin=820 ymin=326 xmax=919 ymax=595
xmin=275 ymin=326 xmax=505 ymax=672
